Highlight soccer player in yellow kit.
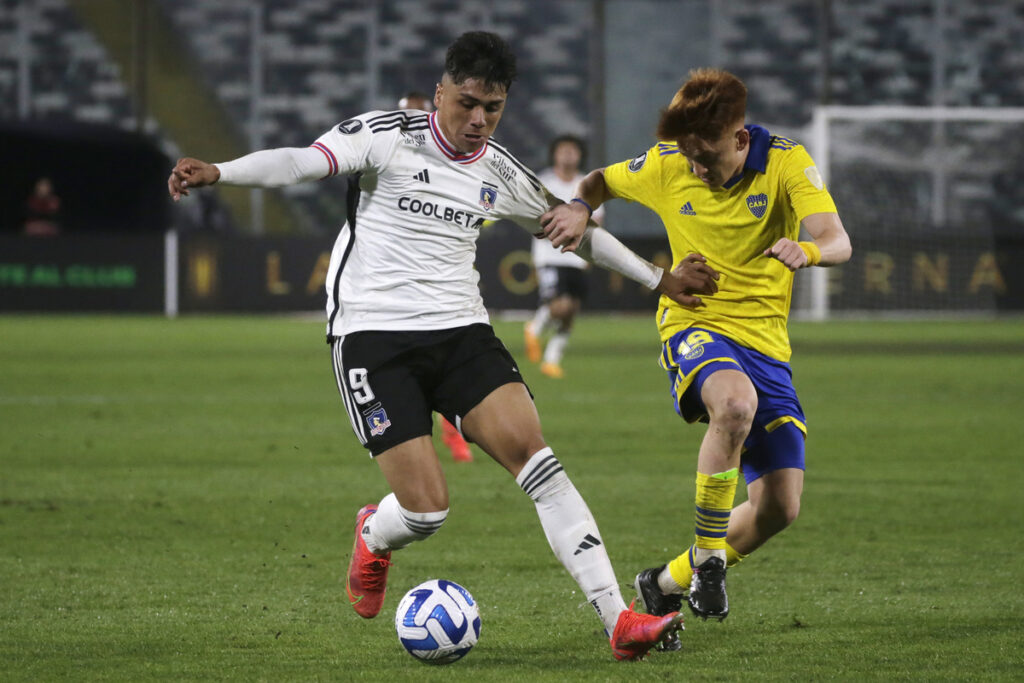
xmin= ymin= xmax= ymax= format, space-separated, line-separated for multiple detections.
xmin=540 ymin=68 xmax=852 ymax=636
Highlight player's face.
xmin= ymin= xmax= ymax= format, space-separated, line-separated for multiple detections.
xmin=679 ymin=126 xmax=749 ymax=188
xmin=434 ymin=75 xmax=507 ymax=154
xmin=552 ymin=141 xmax=582 ymax=172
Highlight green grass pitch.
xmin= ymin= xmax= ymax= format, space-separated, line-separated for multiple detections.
xmin=1 ymin=314 xmax=1022 ymax=681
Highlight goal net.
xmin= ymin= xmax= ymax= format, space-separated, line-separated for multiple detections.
xmin=795 ymin=105 xmax=1024 ymax=318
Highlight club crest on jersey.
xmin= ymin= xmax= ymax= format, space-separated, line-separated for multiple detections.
xmin=479 ymin=183 xmax=498 ymax=211
xmin=678 ymin=340 xmax=704 ymax=360
xmin=366 ymin=407 xmax=391 ymax=437
xmin=338 ymin=119 xmax=364 ymax=135
xmin=746 ymin=193 xmax=768 ymax=219
xmin=628 ymin=151 xmax=648 ymax=173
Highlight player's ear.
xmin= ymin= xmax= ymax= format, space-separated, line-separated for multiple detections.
xmin=735 ymin=126 xmax=750 ymax=152
xmin=434 ymin=82 xmax=443 ymax=109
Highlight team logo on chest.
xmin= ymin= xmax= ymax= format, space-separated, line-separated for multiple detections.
xmin=746 ymin=193 xmax=768 ymax=219
xmin=479 ymin=182 xmax=499 ymax=211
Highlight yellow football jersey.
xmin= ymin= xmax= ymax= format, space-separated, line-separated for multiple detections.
xmin=604 ymin=126 xmax=837 ymax=361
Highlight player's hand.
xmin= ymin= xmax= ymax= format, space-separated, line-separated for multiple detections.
xmin=168 ymin=157 xmax=220 ymax=201
xmin=764 ymin=238 xmax=808 ymax=271
xmin=657 ymin=253 xmax=719 ymax=308
xmin=539 ymin=201 xmax=589 ymax=252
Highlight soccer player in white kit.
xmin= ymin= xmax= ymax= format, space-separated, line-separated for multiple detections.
xmin=168 ymin=32 xmax=719 ymax=660
xmin=525 ymin=135 xmax=602 ymax=378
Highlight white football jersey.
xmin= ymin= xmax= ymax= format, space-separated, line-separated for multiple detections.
xmin=313 ymin=110 xmax=555 ymax=338
xmin=532 ymin=168 xmax=606 ymax=270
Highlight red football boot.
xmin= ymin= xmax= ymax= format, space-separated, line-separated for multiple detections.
xmin=440 ymin=416 xmax=473 ymax=462
xmin=346 ymin=504 xmax=392 ymax=618
xmin=609 ymin=601 xmax=684 ymax=661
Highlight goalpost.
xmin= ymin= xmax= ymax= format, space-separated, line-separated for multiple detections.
xmin=798 ymin=105 xmax=1024 ymax=319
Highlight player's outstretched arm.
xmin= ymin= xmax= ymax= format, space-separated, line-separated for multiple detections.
xmin=539 ymin=168 xmax=615 ymax=252
xmin=167 ymin=147 xmax=333 ymax=201
xmin=764 ymin=212 xmax=852 ymax=271
xmin=573 ymin=228 xmax=718 ymax=308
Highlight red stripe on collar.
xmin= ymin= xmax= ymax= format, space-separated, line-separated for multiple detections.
xmin=429 ymin=112 xmax=487 ymax=164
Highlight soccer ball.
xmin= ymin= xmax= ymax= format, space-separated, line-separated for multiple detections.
xmin=394 ymin=579 xmax=481 ymax=664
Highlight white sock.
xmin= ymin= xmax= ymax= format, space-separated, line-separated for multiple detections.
xmin=362 ymin=493 xmax=448 ymax=554
xmin=692 ymin=547 xmax=726 ymax=565
xmin=516 ymin=448 xmax=627 ymax=635
xmin=658 ymin=566 xmax=685 ymax=595
xmin=543 ymin=332 xmax=569 ymax=365
xmin=530 ymin=305 xmax=552 ymax=335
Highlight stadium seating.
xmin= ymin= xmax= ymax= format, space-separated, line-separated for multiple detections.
xmin=0 ymin=0 xmax=137 ymax=127
xmin=155 ymin=0 xmax=594 ymax=232
xmin=1 ymin=0 xmax=1021 ymax=235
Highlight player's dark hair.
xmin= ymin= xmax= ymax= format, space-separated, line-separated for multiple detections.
xmin=444 ymin=31 xmax=517 ymax=92
xmin=548 ymin=134 xmax=586 ymax=167
xmin=657 ymin=68 xmax=747 ymax=142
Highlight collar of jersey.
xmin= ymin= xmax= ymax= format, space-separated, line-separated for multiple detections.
xmin=429 ymin=112 xmax=488 ymax=164
xmin=721 ymin=124 xmax=771 ymax=189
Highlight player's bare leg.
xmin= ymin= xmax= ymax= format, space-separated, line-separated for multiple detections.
xmin=463 ymin=383 xmax=681 ymax=658
xmin=656 ymin=370 xmax=754 ymax=621
xmin=697 ymin=369 xmax=755 ymax=477
xmin=722 ymin=467 xmax=803 ymax=555
xmin=347 ymin=437 xmax=450 ymax=618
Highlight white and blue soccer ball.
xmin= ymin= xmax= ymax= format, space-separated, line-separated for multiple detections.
xmin=394 ymin=579 xmax=481 ymax=664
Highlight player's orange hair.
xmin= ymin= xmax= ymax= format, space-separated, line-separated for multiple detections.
xmin=657 ymin=68 xmax=747 ymax=142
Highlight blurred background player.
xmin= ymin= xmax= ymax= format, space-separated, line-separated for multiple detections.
xmin=525 ymin=135 xmax=604 ymax=379
xmin=542 ymin=68 xmax=851 ymax=636
xmin=395 ymin=89 xmax=471 ymax=461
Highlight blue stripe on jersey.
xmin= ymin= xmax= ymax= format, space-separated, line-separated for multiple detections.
xmin=770 ymin=135 xmax=797 ymax=150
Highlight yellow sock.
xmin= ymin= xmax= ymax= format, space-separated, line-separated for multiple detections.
xmin=694 ymin=469 xmax=738 ymax=550
xmin=667 ymin=542 xmax=747 ymax=590
xmin=726 ymin=542 xmax=748 ymax=568
xmin=667 ymin=545 xmax=698 ymax=588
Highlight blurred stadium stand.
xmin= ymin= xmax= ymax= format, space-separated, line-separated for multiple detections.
xmin=2 ymin=0 xmax=1022 ymax=313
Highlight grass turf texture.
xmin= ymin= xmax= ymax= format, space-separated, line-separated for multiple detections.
xmin=1 ymin=314 xmax=1022 ymax=681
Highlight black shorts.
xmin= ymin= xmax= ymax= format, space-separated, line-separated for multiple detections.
xmin=537 ymin=266 xmax=588 ymax=303
xmin=329 ymin=324 xmax=530 ymax=456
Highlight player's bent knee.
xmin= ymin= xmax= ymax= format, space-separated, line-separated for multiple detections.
xmin=774 ymin=497 xmax=800 ymax=528
xmin=710 ymin=396 xmax=757 ymax=441
xmin=756 ymin=494 xmax=800 ymax=533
